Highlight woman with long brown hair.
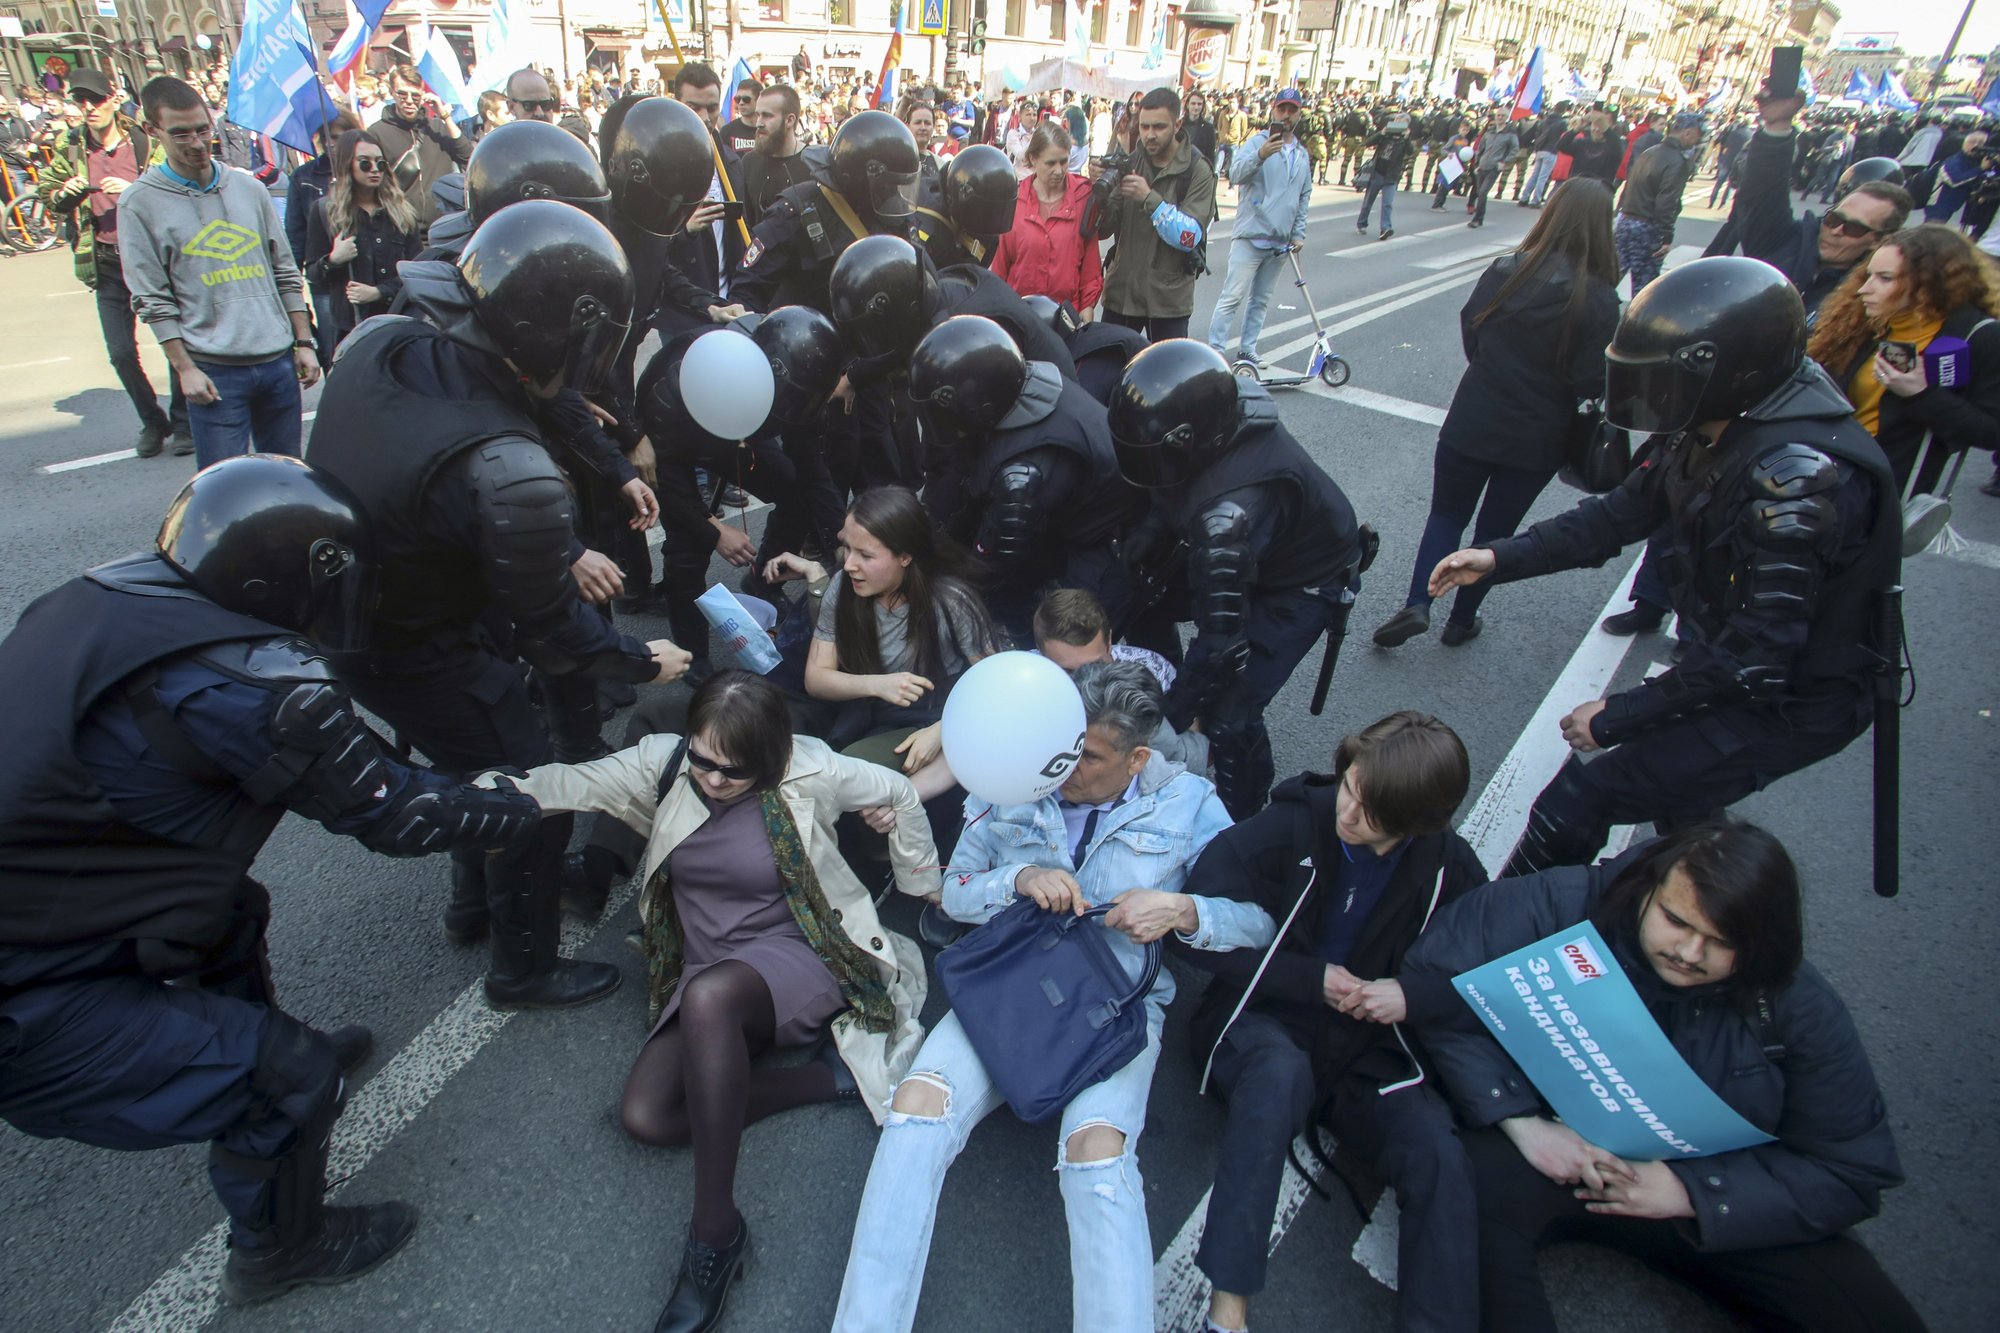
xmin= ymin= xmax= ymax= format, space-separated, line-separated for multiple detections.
xmin=303 ymin=128 xmax=421 ymax=344
xmin=1375 ymin=178 xmax=1623 ymax=648
xmin=1807 ymin=222 xmax=2000 ymax=495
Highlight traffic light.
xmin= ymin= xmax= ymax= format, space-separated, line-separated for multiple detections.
xmin=971 ymin=18 xmax=987 ymax=56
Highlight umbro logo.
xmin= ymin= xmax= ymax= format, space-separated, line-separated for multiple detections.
xmin=185 ymin=219 xmax=261 ymax=261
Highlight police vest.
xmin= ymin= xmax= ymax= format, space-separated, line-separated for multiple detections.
xmin=0 ymin=557 xmax=285 ymax=964
xmin=1065 ymin=322 xmax=1149 ymax=407
xmin=934 ymin=264 xmax=1079 ymax=381
xmin=1175 ymin=414 xmax=1361 ymax=593
xmin=307 ymin=321 xmax=543 ymax=652
xmin=1657 ymin=411 xmax=1900 ymax=686
xmin=966 ymin=375 xmax=1143 ymax=548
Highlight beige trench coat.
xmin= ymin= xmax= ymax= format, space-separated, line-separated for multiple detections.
xmin=493 ymin=734 xmax=940 ymax=1124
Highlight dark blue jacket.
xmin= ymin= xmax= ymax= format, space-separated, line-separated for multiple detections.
xmin=1402 ymin=842 xmax=1904 ymax=1252
xmin=284 ymin=152 xmax=332 ymax=263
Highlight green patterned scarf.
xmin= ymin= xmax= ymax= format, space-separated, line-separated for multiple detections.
xmin=642 ymin=786 xmax=895 ymax=1034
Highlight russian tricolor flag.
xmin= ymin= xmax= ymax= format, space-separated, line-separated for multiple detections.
xmin=328 ymin=0 xmax=393 ymax=84
xmin=1511 ymin=46 xmax=1545 ymax=121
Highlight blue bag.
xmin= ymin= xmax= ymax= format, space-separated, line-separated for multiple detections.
xmin=933 ymin=898 xmax=1161 ymax=1124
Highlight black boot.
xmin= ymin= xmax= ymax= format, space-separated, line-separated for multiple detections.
xmin=1372 ymin=604 xmax=1431 ymax=647
xmin=653 ymin=1218 xmax=750 ymax=1333
xmin=483 ymin=854 xmax=621 ymax=1010
xmin=443 ymin=854 xmax=488 ymax=945
xmin=1600 ymin=603 xmax=1667 ymax=636
xmin=323 ymin=1025 xmax=374 ymax=1075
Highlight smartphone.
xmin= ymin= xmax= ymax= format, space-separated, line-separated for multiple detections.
xmin=720 ymin=200 xmax=744 ymax=221
xmin=1767 ymin=46 xmax=1804 ymax=100
xmin=1878 ymin=340 xmax=1917 ymax=374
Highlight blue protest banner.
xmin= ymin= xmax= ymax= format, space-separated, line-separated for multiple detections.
xmin=1451 ymin=922 xmax=1774 ymax=1160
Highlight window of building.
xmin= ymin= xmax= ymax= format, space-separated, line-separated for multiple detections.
xmin=1092 ymin=0 xmax=1109 ymax=45
xmin=1051 ymin=0 xmax=1065 ymax=42
xmin=1007 ymin=0 xmax=1026 ymax=38
xmin=828 ymin=0 xmax=849 ymax=25
xmin=1262 ymin=12 xmax=1276 ymax=49
xmin=1127 ymin=0 xmax=1145 ymax=48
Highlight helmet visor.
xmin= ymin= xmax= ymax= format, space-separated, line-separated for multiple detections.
xmin=303 ymin=539 xmax=377 ymax=654
xmin=1112 ymin=433 xmax=1195 ymax=489
xmin=954 ymin=192 xmax=1016 ymax=236
xmin=560 ymin=295 xmax=631 ymax=396
xmin=868 ymin=167 xmax=920 ymax=218
xmin=1604 ymin=345 xmax=1714 ymax=436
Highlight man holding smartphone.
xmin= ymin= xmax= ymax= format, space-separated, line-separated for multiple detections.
xmin=370 ymin=65 xmax=472 ymax=228
xmin=1206 ymin=88 xmax=1311 ymax=368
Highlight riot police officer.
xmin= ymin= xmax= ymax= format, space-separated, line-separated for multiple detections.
xmin=307 ymin=201 xmax=690 ymax=1009
xmin=911 ymin=142 xmax=1016 ymax=270
xmin=911 ymin=315 xmax=1146 ymax=642
xmin=0 ymin=457 xmax=541 ymax=1304
xmin=1429 ymin=258 xmax=1901 ymax=875
xmin=731 ymin=108 xmax=923 ymax=314
xmin=1109 ymin=340 xmax=1367 ymax=819
xmin=1022 ymin=293 xmax=1150 ymax=406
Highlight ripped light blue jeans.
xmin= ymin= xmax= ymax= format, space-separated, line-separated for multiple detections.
xmin=833 ymin=993 xmax=1169 ymax=1332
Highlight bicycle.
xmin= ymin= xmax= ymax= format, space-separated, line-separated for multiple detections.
xmin=1 ymin=152 xmax=63 ymax=254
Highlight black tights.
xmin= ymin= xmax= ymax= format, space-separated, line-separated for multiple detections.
xmin=618 ymin=960 xmax=836 ymax=1245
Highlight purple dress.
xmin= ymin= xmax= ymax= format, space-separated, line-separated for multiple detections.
xmin=651 ymin=790 xmax=844 ymax=1046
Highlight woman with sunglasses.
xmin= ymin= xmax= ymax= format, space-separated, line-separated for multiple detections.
xmin=304 ymin=129 xmax=422 ymax=347
xmin=483 ymin=668 xmax=938 ymax=1332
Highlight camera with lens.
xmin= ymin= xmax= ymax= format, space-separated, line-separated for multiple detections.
xmin=1082 ymin=147 xmax=1137 ymax=239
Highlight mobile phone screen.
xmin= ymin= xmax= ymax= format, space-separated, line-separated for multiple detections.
xmin=721 ymin=200 xmax=744 ymax=221
xmin=1878 ymin=340 xmax=1916 ymax=374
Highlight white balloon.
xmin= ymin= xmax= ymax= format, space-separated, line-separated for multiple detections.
xmin=941 ymin=652 xmax=1087 ymax=807
xmin=679 ymin=328 xmax=774 ymax=441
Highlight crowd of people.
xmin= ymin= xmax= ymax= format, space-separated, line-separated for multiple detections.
xmin=1 ymin=50 xmax=1985 ymax=1333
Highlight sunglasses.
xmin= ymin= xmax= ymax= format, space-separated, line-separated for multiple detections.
xmin=686 ymin=748 xmax=756 ymax=783
xmin=1821 ymin=210 xmax=1886 ymax=238
xmin=513 ymin=97 xmax=557 ymax=113
xmin=71 ymin=92 xmax=107 ymax=108
xmin=353 ymin=156 xmax=385 ymax=170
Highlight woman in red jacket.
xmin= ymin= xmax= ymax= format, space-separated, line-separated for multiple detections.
xmin=990 ymin=123 xmax=1104 ymax=315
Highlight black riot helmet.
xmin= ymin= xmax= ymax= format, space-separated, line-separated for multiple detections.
xmin=1603 ymin=256 xmax=1806 ymax=435
xmin=458 ymin=199 xmax=635 ymax=394
xmin=742 ymin=306 xmax=847 ymax=425
xmin=910 ymin=316 xmax=1029 ymax=444
xmin=829 ymin=234 xmax=938 ymax=359
xmin=1835 ymin=156 xmax=1905 ymax=196
xmin=465 ymin=120 xmax=613 ymax=225
xmin=605 ymin=96 xmax=716 ymax=235
xmin=1108 ymin=339 xmax=1241 ymax=489
xmin=942 ymin=144 xmax=1018 ymax=235
xmin=1020 ymin=293 xmax=1082 ymax=339
xmin=158 ymin=455 xmax=375 ymax=651
xmin=830 ymin=110 xmax=922 ymax=218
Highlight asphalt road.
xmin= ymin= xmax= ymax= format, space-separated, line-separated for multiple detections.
xmin=2 ymin=168 xmax=1996 ymax=1333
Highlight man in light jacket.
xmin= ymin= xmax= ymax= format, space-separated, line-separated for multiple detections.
xmin=1205 ymin=87 xmax=1313 ymax=368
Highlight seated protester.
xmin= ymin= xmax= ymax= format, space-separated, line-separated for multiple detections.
xmin=1806 ymin=223 xmax=2000 ymax=496
xmin=1401 ymin=824 xmax=1924 ymax=1333
xmin=800 ymin=486 xmax=1000 ymax=806
xmin=833 ymin=661 xmax=1269 ymax=1332
xmin=1175 ymin=711 xmax=1488 ymax=1333
xmin=1032 ymin=587 xmax=1207 ymax=777
xmin=481 ymin=670 xmax=939 ymax=1332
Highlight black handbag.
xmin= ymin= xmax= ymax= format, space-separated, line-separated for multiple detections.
xmin=934 ymin=899 xmax=1161 ymax=1124
xmin=1558 ymin=400 xmax=1632 ymax=494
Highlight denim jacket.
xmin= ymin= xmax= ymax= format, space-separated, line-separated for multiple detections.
xmin=941 ymin=752 xmax=1271 ymax=1006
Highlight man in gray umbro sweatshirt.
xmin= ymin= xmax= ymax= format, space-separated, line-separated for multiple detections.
xmin=116 ymin=76 xmax=317 ymax=468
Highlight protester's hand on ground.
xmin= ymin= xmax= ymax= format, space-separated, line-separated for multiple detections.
xmin=1105 ymin=889 xmax=1197 ymax=943
xmin=1017 ymin=866 xmax=1086 ymax=915
xmin=895 ymin=722 xmax=943 ymax=774
xmin=1428 ymin=548 xmax=1495 ymax=597
xmin=1560 ymin=699 xmax=1607 ymax=753
xmin=1501 ymin=1115 xmax=1635 ymax=1191
xmin=646 ymin=639 xmax=693 ymax=684
xmin=1336 ymin=978 xmax=1407 ymax=1024
xmin=570 ymin=549 xmax=623 ymax=603
xmin=875 ymin=672 xmax=933 ymax=708
xmin=1576 ymin=1158 xmax=1695 ymax=1219
xmin=710 ymin=518 xmax=756 ymax=567
xmin=622 ymin=478 xmax=658 ymax=531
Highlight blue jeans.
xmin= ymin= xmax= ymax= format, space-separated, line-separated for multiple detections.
xmin=833 ymin=997 xmax=1168 ymax=1333
xmin=1358 ymin=176 xmax=1395 ymax=232
xmin=1523 ymin=150 xmax=1560 ymax=204
xmin=188 ymin=353 xmax=302 ymax=470
xmin=1206 ymin=239 xmax=1288 ymax=359
xmin=1406 ymin=442 xmax=1557 ymax=622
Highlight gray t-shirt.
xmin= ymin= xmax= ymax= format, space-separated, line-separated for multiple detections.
xmin=812 ymin=572 xmax=993 ymax=677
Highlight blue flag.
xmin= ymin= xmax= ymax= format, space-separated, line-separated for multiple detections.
xmin=1451 ymin=922 xmax=1776 ymax=1161
xmin=229 ymin=0 xmax=335 ymax=155
xmin=1877 ymin=71 xmax=1918 ymax=113
xmin=1844 ymin=69 xmax=1876 ymax=104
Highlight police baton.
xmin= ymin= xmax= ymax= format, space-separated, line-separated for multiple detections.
xmin=1871 ymin=585 xmax=1904 ymax=898
xmin=1311 ymin=525 xmax=1379 ymax=717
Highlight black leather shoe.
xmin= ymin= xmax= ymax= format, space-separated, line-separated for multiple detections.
xmin=1981 ymin=468 xmax=2000 ymax=498
xmin=1440 ymin=616 xmax=1483 ymax=646
xmin=654 ymin=1218 xmax=749 ymax=1333
xmin=560 ymin=847 xmax=617 ymax=920
xmin=917 ymin=901 xmax=968 ymax=949
xmin=811 ymin=1035 xmax=862 ymax=1103
xmin=136 ymin=421 xmax=167 ymax=458
xmin=323 ymin=1025 xmax=374 ymax=1075
xmin=170 ymin=432 xmax=196 ymax=456
xmin=220 ymin=1202 xmax=418 ymax=1306
xmin=484 ymin=958 xmax=621 ymax=1010
xmin=1600 ymin=604 xmax=1667 ymax=636
xmin=1372 ymin=604 xmax=1430 ymax=648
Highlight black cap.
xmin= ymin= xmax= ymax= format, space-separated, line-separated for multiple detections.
xmin=67 ymin=68 xmax=114 ymax=103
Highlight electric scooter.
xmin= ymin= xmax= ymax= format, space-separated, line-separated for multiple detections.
xmin=1230 ymin=244 xmax=1350 ymax=390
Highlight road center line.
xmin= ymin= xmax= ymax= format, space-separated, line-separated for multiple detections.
xmin=2 ymin=356 xmax=71 ymax=372
xmin=1151 ymin=552 xmax=1647 ymax=1332
xmin=39 ymin=448 xmax=138 ymax=474
xmin=1300 ymin=382 xmax=1448 ymax=428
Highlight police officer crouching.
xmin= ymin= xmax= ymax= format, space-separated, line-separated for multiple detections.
xmin=0 ymin=457 xmax=541 ymax=1303
xmin=1430 ymin=258 xmax=1901 ymax=876
xmin=1021 ymin=293 xmax=1150 ymax=407
xmin=307 ymin=200 xmax=691 ymax=1010
xmin=1109 ymin=341 xmax=1368 ymax=819
xmin=911 ymin=315 xmax=1146 ymax=642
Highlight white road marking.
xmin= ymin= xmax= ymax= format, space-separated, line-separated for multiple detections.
xmin=1240 ymin=256 xmax=1494 ymax=350
xmin=1256 ymin=266 xmax=1485 ymax=370
xmin=105 ymin=881 xmax=642 ymax=1333
xmin=39 ymin=448 xmax=137 ymax=474
xmin=1153 ymin=553 xmax=1651 ymax=1331
xmin=1411 ymin=240 xmax=1513 ymax=270
xmin=1300 ymin=382 xmax=1448 ymax=428
xmin=1939 ymin=537 xmax=2000 ymax=570
xmin=2 ymin=355 xmax=71 ymax=371
xmin=1325 ymin=222 xmax=1462 ymax=257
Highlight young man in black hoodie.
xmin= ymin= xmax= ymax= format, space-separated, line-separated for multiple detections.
xmin=1173 ymin=711 xmax=1490 ymax=1333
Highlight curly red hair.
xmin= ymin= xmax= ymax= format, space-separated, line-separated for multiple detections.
xmin=1809 ymin=224 xmax=2000 ymax=378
